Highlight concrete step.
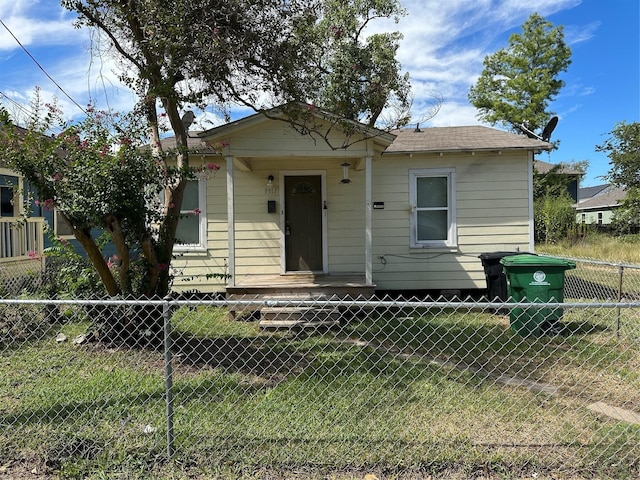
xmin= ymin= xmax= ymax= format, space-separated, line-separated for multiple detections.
xmin=259 ymin=306 xmax=341 ymax=329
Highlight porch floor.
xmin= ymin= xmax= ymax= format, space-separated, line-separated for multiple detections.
xmin=226 ymin=273 xmax=375 ymax=299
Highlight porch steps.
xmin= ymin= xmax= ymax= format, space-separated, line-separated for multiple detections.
xmin=259 ymin=306 xmax=341 ymax=330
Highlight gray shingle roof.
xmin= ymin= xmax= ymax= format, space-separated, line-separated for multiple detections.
xmin=384 ymin=125 xmax=551 ymax=154
xmin=534 ymin=160 xmax=584 ymax=175
xmin=576 ymin=186 xmax=626 ymax=210
xmin=157 ymin=132 xmax=218 ymax=154
xmin=578 ymin=184 xmax=610 ymax=200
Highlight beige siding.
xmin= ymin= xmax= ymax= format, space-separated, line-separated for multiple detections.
xmin=215 ymin=119 xmax=373 ymax=158
xmin=171 ymin=162 xmax=229 ymax=292
xmin=176 ymin=127 xmax=533 ymax=294
xmin=371 ymin=152 xmax=531 ymax=291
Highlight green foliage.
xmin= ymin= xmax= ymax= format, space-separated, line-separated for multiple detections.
xmin=599 ymin=121 xmax=640 ymax=232
xmin=533 ymin=162 xmax=582 ymax=199
xmin=62 ymin=1 xmax=411 ymax=149
xmin=0 ymin=98 xmax=215 ymax=300
xmin=310 ymin=0 xmax=411 ymax=127
xmin=534 ymin=192 xmax=576 ymax=243
xmin=468 ymin=12 xmax=571 ymax=138
xmin=38 ymin=226 xmax=102 ymax=298
xmin=533 ymin=162 xmax=585 ymax=243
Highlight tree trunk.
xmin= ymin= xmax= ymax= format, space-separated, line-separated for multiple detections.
xmin=63 ymin=215 xmax=119 ymax=297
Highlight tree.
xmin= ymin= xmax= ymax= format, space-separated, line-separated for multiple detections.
xmin=0 ymin=99 xmax=201 ymax=298
xmin=468 ymin=12 xmax=571 ymax=139
xmin=532 ymin=161 xmax=586 ymax=243
xmin=310 ymin=0 xmax=411 ymax=127
xmin=7 ymin=0 xmax=408 ymax=298
xmin=598 ymin=121 xmax=640 ymax=233
xmin=534 ymin=192 xmax=576 ymax=244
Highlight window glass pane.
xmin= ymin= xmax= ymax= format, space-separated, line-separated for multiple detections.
xmin=56 ymin=212 xmax=73 ymax=236
xmin=0 ymin=187 xmax=14 ymax=217
xmin=417 ymin=210 xmax=448 ymax=241
xmin=416 ymin=177 xmax=447 ymax=208
xmin=181 ymin=180 xmax=199 ymax=211
xmin=177 ymin=214 xmax=199 ymax=244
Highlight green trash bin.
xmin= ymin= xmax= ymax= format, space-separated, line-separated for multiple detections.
xmin=500 ymin=254 xmax=576 ymax=336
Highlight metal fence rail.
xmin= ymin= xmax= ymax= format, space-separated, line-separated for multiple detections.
xmin=1 ymin=295 xmax=638 ymax=479
xmin=557 ymin=255 xmax=640 ymax=302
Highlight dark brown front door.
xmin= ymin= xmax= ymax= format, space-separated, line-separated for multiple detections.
xmin=284 ymin=175 xmax=323 ymax=271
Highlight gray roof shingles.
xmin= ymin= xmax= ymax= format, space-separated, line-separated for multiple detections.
xmin=384 ymin=125 xmax=551 ymax=153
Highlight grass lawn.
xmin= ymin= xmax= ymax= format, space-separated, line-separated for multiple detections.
xmin=0 ymin=303 xmax=638 ymax=479
xmin=537 ymin=234 xmax=640 ymax=301
xmin=537 ymin=233 xmax=640 ymax=265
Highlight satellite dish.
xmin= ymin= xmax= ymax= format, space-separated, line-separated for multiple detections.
xmin=541 ymin=116 xmax=558 ymax=142
xmin=517 ymin=123 xmax=540 ymax=139
xmin=516 ymin=116 xmax=559 ymax=142
xmin=181 ymin=110 xmax=195 ymax=132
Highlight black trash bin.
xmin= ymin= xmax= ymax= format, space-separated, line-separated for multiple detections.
xmin=479 ymin=251 xmax=530 ymax=302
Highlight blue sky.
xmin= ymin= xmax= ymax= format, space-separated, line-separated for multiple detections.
xmin=0 ymin=0 xmax=638 ymax=187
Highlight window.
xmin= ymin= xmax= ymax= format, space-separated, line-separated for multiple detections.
xmin=597 ymin=212 xmax=603 ymax=225
xmin=55 ymin=210 xmax=74 ymax=236
xmin=175 ymin=178 xmax=207 ymax=251
xmin=0 ymin=175 xmax=17 ymax=217
xmin=0 ymin=186 xmax=14 ymax=217
xmin=409 ymin=168 xmax=456 ymax=248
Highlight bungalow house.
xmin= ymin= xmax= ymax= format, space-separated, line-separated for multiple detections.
xmin=166 ymin=107 xmax=551 ymax=299
xmin=575 ymin=184 xmax=627 ymax=227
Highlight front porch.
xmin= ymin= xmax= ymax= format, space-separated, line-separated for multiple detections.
xmin=0 ymin=217 xmax=45 ymax=294
xmin=226 ymin=274 xmax=375 ymax=327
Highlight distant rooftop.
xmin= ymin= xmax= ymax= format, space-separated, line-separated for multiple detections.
xmin=576 ymin=185 xmax=626 ymax=210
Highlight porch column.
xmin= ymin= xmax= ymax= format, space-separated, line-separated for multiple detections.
xmin=226 ymin=155 xmax=236 ymax=286
xmin=365 ymin=155 xmax=373 ymax=285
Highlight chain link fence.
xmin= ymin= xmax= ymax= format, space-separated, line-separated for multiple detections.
xmin=0 ymin=257 xmax=639 ymax=479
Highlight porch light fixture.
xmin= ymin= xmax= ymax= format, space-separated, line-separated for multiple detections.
xmin=340 ymin=162 xmax=351 ymax=184
xmin=267 ymin=175 xmax=274 ymax=187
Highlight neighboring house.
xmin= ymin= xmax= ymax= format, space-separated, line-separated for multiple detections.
xmin=533 ymin=160 xmax=584 ymax=202
xmin=575 ymin=184 xmax=627 ymax=226
xmin=0 ymin=166 xmax=45 ymax=287
xmin=165 ymin=108 xmax=551 ymax=297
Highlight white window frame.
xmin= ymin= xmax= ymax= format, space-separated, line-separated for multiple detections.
xmin=174 ymin=177 xmax=207 ymax=252
xmin=409 ymin=168 xmax=457 ymax=248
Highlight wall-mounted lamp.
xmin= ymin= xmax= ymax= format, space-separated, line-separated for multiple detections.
xmin=340 ymin=162 xmax=351 ymax=184
xmin=267 ymin=175 xmax=274 ymax=187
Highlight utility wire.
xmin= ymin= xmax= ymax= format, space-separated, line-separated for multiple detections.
xmin=0 ymin=90 xmax=32 ymax=118
xmin=0 ymin=18 xmax=87 ymax=115
xmin=0 ymin=90 xmax=63 ymax=133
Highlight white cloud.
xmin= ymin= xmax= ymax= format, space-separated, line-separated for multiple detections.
xmin=2 ymin=0 xmax=590 ymax=127
xmin=388 ymin=0 xmax=583 ymax=125
xmin=0 ymin=2 xmax=81 ymax=50
xmin=564 ymin=21 xmax=600 ymax=44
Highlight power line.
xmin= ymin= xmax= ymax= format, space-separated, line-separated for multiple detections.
xmin=0 ymin=90 xmax=32 ymax=118
xmin=0 ymin=90 xmax=63 ymax=133
xmin=0 ymin=18 xmax=87 ymax=115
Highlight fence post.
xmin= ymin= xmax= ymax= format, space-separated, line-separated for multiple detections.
xmin=163 ymin=297 xmax=175 ymax=459
xmin=616 ymin=265 xmax=624 ymax=337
